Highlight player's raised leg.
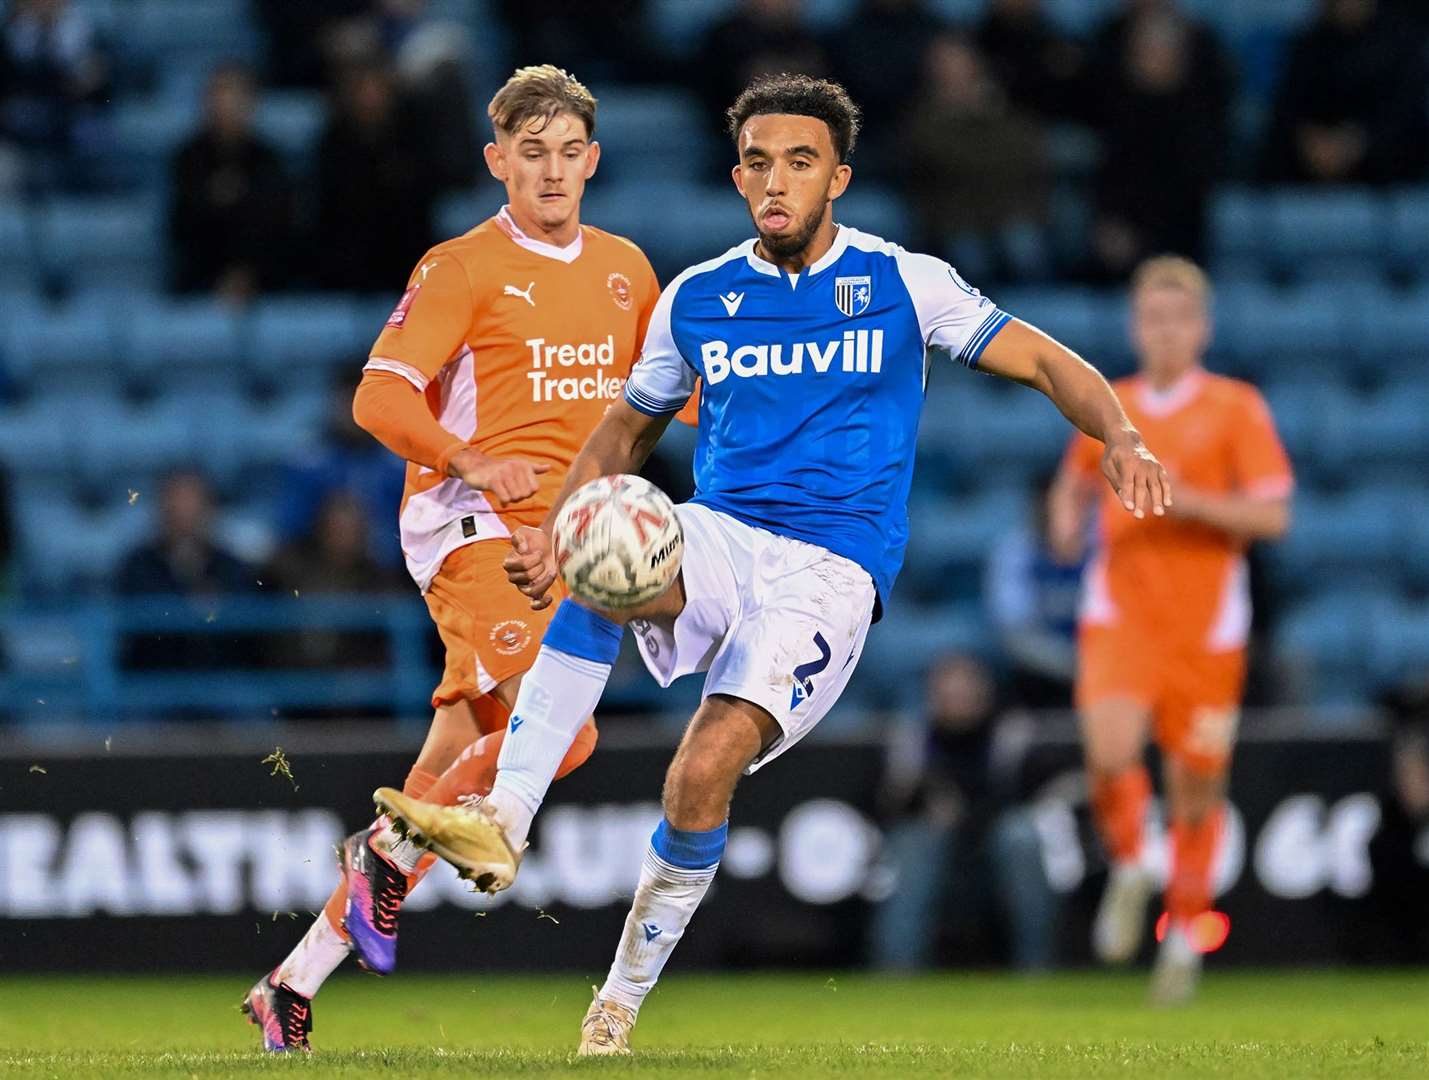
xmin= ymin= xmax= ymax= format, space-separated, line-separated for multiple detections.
xmin=1081 ymin=692 xmax=1157 ymax=964
xmin=376 ymin=598 xmax=629 ymax=889
xmin=581 ymin=694 xmax=771 ymax=1054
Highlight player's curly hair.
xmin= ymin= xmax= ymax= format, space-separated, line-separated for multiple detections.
xmin=726 ymin=74 xmax=861 ymax=164
xmin=488 ymin=64 xmax=597 ymax=139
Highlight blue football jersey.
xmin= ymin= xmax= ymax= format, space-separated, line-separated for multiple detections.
xmin=623 ymin=226 xmax=1011 ymax=603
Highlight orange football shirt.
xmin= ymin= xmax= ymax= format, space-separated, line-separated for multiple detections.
xmin=367 ymin=206 xmax=660 ymax=590
xmin=1062 ymin=370 xmax=1293 ymax=651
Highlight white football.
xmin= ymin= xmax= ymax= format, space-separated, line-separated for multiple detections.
xmin=552 ymin=474 xmax=683 ymax=610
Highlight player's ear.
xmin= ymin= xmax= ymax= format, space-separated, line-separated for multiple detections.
xmin=483 ymin=141 xmax=508 ymax=183
xmin=584 ymin=140 xmax=600 ymax=180
xmin=828 ymin=163 xmax=852 ymax=201
xmin=731 ymin=163 xmax=746 ymax=198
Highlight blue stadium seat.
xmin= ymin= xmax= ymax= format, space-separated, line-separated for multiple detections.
xmin=1215 ymin=282 xmax=1352 ymax=380
xmin=998 ymin=288 xmax=1100 ymax=359
xmin=71 ymin=397 xmax=198 ymax=482
xmin=0 ymin=297 xmax=118 ymax=390
xmin=1338 ymin=387 xmax=1429 ymax=470
xmin=247 ymin=296 xmax=371 ymax=378
xmin=0 ymin=402 xmax=74 ymax=475
xmin=649 ymin=0 xmax=730 ymax=56
xmin=39 ymin=198 xmax=165 ymax=293
xmin=1261 ymin=380 xmax=1340 ymax=477
xmin=1268 ymin=489 xmax=1404 ymax=593
xmin=1265 ymin=189 xmax=1385 ymax=279
xmin=1354 ymin=286 xmax=1429 ymax=366
xmin=107 ymin=99 xmax=197 ymax=188
xmin=1278 ymin=591 xmax=1387 ymax=704
xmin=859 ymin=602 xmax=990 ymax=704
xmin=902 ymin=488 xmax=1025 ymax=602
xmin=435 ymin=190 xmax=502 ymax=242
xmin=123 ymin=298 xmax=244 ymax=385
xmin=834 ymin=186 xmax=913 ymax=246
xmin=255 ymin=92 xmax=326 ymax=168
xmin=582 ymin=182 xmax=751 ymax=275
xmin=593 ymin=89 xmax=711 ymax=183
xmin=120 ymin=0 xmax=259 ymax=70
xmin=1209 ymin=187 xmax=1268 ymax=277
xmin=1386 ymin=188 xmax=1429 ymax=279
xmin=0 ymin=203 xmax=35 ymax=283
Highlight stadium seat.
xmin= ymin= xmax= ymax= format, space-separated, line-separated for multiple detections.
xmin=0 ymin=402 xmax=74 ymax=475
xmin=435 ymin=190 xmax=503 ymax=243
xmin=1265 ymin=189 xmax=1385 ymax=280
xmin=120 ymin=0 xmax=259 ymax=71
xmin=247 ymin=296 xmax=371 ymax=378
xmin=1338 ymin=387 xmax=1429 ymax=470
xmin=834 ymin=186 xmax=914 ymax=246
xmin=902 ymin=488 xmax=1025 ymax=602
xmin=0 ymin=297 xmax=118 ymax=391
xmin=1209 ymin=187 xmax=1268 ymax=276
xmin=1268 ymin=489 xmax=1404 ymax=594
xmin=1215 ymin=282 xmax=1352 ymax=381
xmin=593 ymin=89 xmax=712 ymax=183
xmin=38 ymin=198 xmax=165 ymax=293
xmin=255 ymin=92 xmax=327 ymax=169
xmin=107 ymin=99 xmax=197 ymax=189
xmin=859 ymin=602 xmax=990 ymax=704
xmin=0 ymin=203 xmax=35 ymax=283
xmin=123 ymin=298 xmax=245 ymax=386
xmin=581 ymin=182 xmax=752 ymax=277
xmin=1261 ymin=380 xmax=1341 ymax=478
xmin=1386 ymin=188 xmax=1429 ymax=280
xmin=1353 ymin=286 xmax=1429 ymax=368
xmin=649 ymin=0 xmax=730 ymax=56
xmin=1278 ymin=591 xmax=1386 ymax=704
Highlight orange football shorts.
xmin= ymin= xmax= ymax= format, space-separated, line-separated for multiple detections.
xmin=424 ymin=538 xmax=568 ymax=711
xmin=1076 ymin=625 xmax=1246 ymax=776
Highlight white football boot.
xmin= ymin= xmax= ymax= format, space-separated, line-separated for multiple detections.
xmin=1092 ymin=861 xmax=1156 ymax=964
xmin=1150 ymin=920 xmax=1202 ymax=1005
xmin=578 ymin=988 xmax=636 ymax=1056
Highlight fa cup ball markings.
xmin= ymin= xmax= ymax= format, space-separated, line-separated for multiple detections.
xmin=552 ymin=474 xmax=683 ymax=609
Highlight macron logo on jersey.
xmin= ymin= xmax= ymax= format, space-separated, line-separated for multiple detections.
xmin=700 ymin=328 xmax=884 ymax=386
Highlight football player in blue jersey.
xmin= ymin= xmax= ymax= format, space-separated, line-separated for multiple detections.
xmin=375 ymin=74 xmax=1170 ymax=1055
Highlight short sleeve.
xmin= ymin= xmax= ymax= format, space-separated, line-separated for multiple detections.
xmin=1061 ymin=430 xmax=1102 ymax=480
xmin=1231 ymin=387 xmax=1294 ymax=499
xmin=367 ymin=253 xmax=473 ymax=389
xmin=894 ymin=249 xmax=1011 ymax=368
xmin=623 ymin=280 xmax=696 ymax=416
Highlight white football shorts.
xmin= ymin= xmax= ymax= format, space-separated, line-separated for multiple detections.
xmin=629 ymin=502 xmax=876 ymax=772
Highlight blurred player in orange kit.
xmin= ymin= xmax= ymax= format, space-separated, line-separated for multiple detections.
xmin=1051 ymin=256 xmax=1293 ymax=1004
xmin=243 ymin=65 xmax=680 ymax=1051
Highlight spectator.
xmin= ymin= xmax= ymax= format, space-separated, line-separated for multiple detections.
xmin=313 ymin=59 xmax=438 ymax=291
xmin=900 ymin=34 xmax=1050 ymax=283
xmin=1087 ymin=9 xmax=1231 ymax=279
xmin=984 ymin=473 xmax=1084 ymax=708
xmin=869 ymin=653 xmax=1056 ymax=972
xmin=116 ymin=471 xmax=254 ymax=671
xmin=388 ymin=3 xmax=483 ymax=193
xmin=0 ymin=0 xmax=110 ymax=191
xmin=827 ymin=0 xmax=945 ymax=168
xmin=253 ymin=0 xmax=367 ymax=88
xmin=265 ymin=491 xmax=405 ymax=671
xmin=168 ymin=63 xmax=297 ymax=303
xmin=497 ymin=0 xmax=660 ymax=86
xmin=1261 ymin=0 xmax=1429 ymax=186
xmin=976 ymin=0 xmax=1089 ymax=123
xmin=692 ymin=0 xmax=829 ymax=136
xmin=273 ymin=371 xmax=406 ymax=571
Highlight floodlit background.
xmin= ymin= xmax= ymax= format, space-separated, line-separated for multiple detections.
xmin=1 ymin=0 xmax=1428 ymax=978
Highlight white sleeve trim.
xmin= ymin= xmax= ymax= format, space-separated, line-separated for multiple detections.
xmin=364 ymin=357 xmax=430 ymax=392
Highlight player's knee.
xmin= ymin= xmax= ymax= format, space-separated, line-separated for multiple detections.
xmin=662 ymin=751 xmax=739 ymax=831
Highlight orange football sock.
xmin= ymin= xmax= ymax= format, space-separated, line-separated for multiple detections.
xmin=1166 ymin=805 xmax=1224 ymax=923
xmin=426 ymin=719 xmax=599 ymax=806
xmin=1090 ymin=765 xmax=1151 ymax=864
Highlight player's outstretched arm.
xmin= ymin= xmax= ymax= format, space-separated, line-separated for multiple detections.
xmin=978 ymin=319 xmax=1172 ymax=520
xmin=503 ymin=399 xmax=673 ymax=609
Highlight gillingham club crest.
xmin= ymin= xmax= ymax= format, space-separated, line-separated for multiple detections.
xmin=834 ymin=275 xmax=872 ymax=317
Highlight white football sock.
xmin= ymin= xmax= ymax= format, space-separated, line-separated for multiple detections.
xmin=370 ymin=815 xmax=424 ymax=874
xmin=486 ymin=645 xmax=612 ymax=850
xmin=274 ymin=911 xmax=349 ymax=999
xmin=598 ymin=836 xmax=722 ymax=1015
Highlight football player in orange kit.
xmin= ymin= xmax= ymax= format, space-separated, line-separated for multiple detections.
xmin=1051 ymin=256 xmax=1292 ymax=1004
xmin=243 ymin=65 xmax=671 ymax=1051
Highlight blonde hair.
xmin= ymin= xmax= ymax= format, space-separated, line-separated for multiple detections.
xmin=487 ymin=65 xmax=597 ymax=139
xmin=1131 ymin=255 xmax=1212 ymax=305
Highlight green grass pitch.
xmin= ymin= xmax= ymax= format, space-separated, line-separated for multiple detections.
xmin=1 ymin=971 xmax=1426 ymax=1078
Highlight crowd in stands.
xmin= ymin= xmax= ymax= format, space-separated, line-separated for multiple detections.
xmin=1 ymin=0 xmax=1427 ymax=721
